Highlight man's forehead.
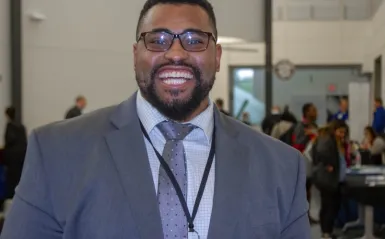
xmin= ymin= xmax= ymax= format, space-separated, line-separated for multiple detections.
xmin=140 ymin=4 xmax=212 ymax=34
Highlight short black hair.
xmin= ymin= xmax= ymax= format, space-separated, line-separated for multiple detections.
xmin=76 ymin=95 xmax=85 ymax=102
xmin=375 ymin=97 xmax=383 ymax=105
xmin=215 ymin=98 xmax=224 ymax=107
xmin=302 ymin=103 xmax=313 ymax=117
xmin=5 ymin=106 xmax=16 ymax=121
xmin=136 ymin=0 xmax=218 ymax=40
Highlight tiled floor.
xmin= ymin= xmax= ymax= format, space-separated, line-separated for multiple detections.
xmin=309 ymin=187 xmax=385 ymax=239
xmin=309 ymin=188 xmax=323 ymax=238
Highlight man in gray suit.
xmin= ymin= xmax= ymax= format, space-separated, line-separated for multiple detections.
xmin=1 ymin=0 xmax=311 ymax=238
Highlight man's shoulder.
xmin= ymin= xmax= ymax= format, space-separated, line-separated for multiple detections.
xmin=226 ymin=116 xmax=300 ymax=162
xmin=228 ymin=118 xmax=302 ymax=188
xmin=226 ymin=117 xmax=303 ymax=208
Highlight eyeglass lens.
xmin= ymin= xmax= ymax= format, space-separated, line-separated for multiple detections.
xmin=144 ymin=31 xmax=209 ymax=52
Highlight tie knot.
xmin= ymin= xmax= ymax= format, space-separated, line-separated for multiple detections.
xmin=157 ymin=121 xmax=196 ymax=141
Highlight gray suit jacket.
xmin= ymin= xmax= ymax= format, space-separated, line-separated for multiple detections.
xmin=1 ymin=93 xmax=310 ymax=239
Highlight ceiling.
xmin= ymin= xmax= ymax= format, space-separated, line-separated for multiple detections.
xmin=273 ymin=0 xmax=384 ymax=21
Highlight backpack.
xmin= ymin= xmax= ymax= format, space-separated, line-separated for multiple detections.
xmin=278 ymin=124 xmax=296 ymax=145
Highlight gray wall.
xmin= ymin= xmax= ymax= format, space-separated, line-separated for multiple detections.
xmin=22 ymin=0 xmax=143 ymax=131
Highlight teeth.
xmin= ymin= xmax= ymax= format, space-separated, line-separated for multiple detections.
xmin=159 ymin=71 xmax=193 ymax=79
xmin=163 ymin=78 xmax=187 ymax=85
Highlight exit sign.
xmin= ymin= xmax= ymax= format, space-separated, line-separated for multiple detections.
xmin=328 ymin=84 xmax=337 ymax=92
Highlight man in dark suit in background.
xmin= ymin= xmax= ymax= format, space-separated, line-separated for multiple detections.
xmin=261 ymin=105 xmax=282 ymax=135
xmin=64 ymin=95 xmax=87 ymax=119
xmin=3 ymin=107 xmax=27 ymax=200
xmin=214 ymin=98 xmax=230 ymax=116
xmin=1 ymin=0 xmax=310 ymax=238
xmin=372 ymin=97 xmax=385 ymax=134
xmin=332 ymin=97 xmax=349 ymax=122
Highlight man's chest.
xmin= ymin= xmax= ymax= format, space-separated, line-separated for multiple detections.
xmin=144 ymin=136 xmax=215 ymax=239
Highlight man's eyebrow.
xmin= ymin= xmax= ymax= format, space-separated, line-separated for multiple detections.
xmin=150 ymin=28 xmax=172 ymax=33
xmin=182 ymin=28 xmax=206 ymax=33
xmin=149 ymin=28 xmax=206 ymax=34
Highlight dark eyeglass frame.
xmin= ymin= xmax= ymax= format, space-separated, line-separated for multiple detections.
xmin=137 ymin=30 xmax=217 ymax=52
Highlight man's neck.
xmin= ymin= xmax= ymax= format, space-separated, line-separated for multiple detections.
xmin=180 ymin=97 xmax=210 ymax=122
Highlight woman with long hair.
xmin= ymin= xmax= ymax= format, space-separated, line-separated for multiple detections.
xmin=313 ymin=120 xmax=349 ymax=239
xmin=361 ymin=126 xmax=385 ymax=165
xmin=362 ymin=126 xmax=376 ymax=147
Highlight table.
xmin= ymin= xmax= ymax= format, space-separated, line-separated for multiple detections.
xmin=344 ymin=166 xmax=385 ymax=239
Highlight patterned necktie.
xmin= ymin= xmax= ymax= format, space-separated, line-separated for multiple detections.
xmin=157 ymin=121 xmax=196 ymax=239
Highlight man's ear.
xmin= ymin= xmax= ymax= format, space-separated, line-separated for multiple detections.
xmin=215 ymin=44 xmax=222 ymax=72
xmin=133 ymin=43 xmax=138 ymax=70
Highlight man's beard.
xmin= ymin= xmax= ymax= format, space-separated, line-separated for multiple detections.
xmin=137 ymin=62 xmax=215 ymax=122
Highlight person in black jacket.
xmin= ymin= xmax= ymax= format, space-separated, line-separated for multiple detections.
xmin=65 ymin=95 xmax=87 ymax=119
xmin=261 ymin=106 xmax=282 ymax=135
xmin=214 ymin=98 xmax=230 ymax=116
xmin=3 ymin=107 xmax=27 ymax=199
xmin=313 ymin=120 xmax=349 ymax=238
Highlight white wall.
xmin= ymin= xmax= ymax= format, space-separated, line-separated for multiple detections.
xmin=0 ymin=0 xmax=10 ymax=146
xmin=211 ymin=21 xmax=371 ymax=110
xmin=22 ymin=0 xmax=143 ymax=131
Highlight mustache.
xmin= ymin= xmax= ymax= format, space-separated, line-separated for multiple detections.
xmin=150 ymin=61 xmax=201 ymax=81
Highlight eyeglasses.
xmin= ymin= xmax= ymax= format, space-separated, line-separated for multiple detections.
xmin=137 ymin=30 xmax=216 ymax=52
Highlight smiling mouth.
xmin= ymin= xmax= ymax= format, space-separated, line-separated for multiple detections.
xmin=158 ymin=70 xmax=194 ymax=86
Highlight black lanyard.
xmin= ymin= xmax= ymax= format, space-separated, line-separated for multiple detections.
xmin=139 ymin=120 xmax=216 ymax=232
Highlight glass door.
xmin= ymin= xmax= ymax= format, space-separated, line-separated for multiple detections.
xmin=230 ymin=67 xmax=266 ymax=125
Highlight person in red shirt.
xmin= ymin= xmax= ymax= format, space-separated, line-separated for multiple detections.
xmin=292 ymin=103 xmax=318 ymax=225
xmin=292 ymin=103 xmax=318 ymax=153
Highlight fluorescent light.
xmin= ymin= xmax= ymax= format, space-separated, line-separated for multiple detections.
xmin=236 ymin=69 xmax=254 ymax=79
xmin=217 ymin=36 xmax=246 ymax=44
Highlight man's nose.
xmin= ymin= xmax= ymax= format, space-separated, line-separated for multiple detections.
xmin=164 ymin=39 xmax=189 ymax=62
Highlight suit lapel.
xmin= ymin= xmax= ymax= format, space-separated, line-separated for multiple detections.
xmin=207 ymin=110 xmax=250 ymax=239
xmin=104 ymin=93 xmax=163 ymax=239
xmin=104 ymin=97 xmax=250 ymax=238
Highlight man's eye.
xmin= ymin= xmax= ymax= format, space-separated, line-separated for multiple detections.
xmin=150 ymin=39 xmax=167 ymax=44
xmin=187 ymin=39 xmax=204 ymax=45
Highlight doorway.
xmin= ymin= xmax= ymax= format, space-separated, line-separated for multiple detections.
xmin=374 ymin=56 xmax=382 ymax=99
xmin=229 ymin=67 xmax=266 ymax=125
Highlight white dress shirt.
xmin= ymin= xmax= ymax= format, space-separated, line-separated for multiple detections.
xmin=136 ymin=91 xmax=215 ymax=239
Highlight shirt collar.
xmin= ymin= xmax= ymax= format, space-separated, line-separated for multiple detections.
xmin=136 ymin=91 xmax=214 ymax=144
